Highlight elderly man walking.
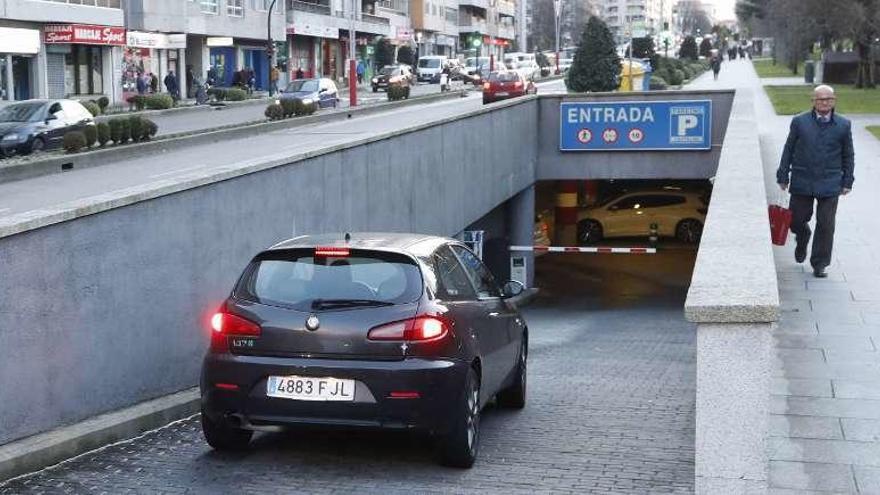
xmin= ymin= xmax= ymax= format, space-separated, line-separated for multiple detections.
xmin=777 ymin=85 xmax=855 ymax=278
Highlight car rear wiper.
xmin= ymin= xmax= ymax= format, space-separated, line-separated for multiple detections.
xmin=311 ymin=299 xmax=394 ymax=310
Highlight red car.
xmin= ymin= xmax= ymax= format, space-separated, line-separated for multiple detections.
xmin=482 ymin=71 xmax=537 ymax=104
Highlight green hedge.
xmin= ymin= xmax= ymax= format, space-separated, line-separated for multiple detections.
xmin=63 ymin=131 xmax=86 ymax=153
xmin=81 ymin=100 xmax=100 ymax=117
xmin=649 ymin=75 xmax=668 ymax=90
xmin=127 ymin=95 xmax=146 ymax=111
xmin=387 ymin=85 xmax=408 ymax=101
xmin=226 ymin=88 xmax=247 ymax=101
xmin=96 ymin=122 xmax=110 ymax=146
xmin=265 ymin=103 xmax=284 ymax=120
xmin=82 ymin=125 xmax=97 ymax=147
xmin=145 ymin=93 xmax=174 ymax=110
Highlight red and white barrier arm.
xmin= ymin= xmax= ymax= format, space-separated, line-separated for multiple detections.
xmin=509 ymin=245 xmax=657 ymax=254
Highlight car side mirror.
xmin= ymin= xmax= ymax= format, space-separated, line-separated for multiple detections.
xmin=501 ymin=280 xmax=525 ymax=299
xmin=319 ymin=88 xmax=327 ymax=94
xmin=45 ymin=114 xmax=58 ymax=123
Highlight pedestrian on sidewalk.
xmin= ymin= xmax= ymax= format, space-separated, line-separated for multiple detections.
xmin=164 ymin=70 xmax=179 ymax=102
xmin=136 ymin=71 xmax=147 ymax=95
xmin=150 ymin=73 xmax=159 ymax=93
xmin=711 ymin=55 xmax=721 ymax=81
xmin=356 ymin=60 xmax=365 ymax=85
xmin=776 ymin=84 xmax=855 ymax=278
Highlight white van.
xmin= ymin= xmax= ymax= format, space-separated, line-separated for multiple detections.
xmin=417 ymin=56 xmax=448 ymax=83
xmin=503 ymin=52 xmax=540 ymax=81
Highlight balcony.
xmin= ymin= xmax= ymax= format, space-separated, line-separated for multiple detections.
xmin=497 ymin=24 xmax=515 ymax=40
xmin=458 ymin=18 xmax=487 ymax=33
xmin=288 ymin=0 xmax=331 ymax=16
xmin=459 ymin=0 xmax=489 ymax=11
xmin=497 ymin=0 xmax=515 ymax=18
xmin=361 ymin=12 xmax=390 ymax=25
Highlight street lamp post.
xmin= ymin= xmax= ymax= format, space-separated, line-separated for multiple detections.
xmin=267 ymin=0 xmax=279 ymax=96
xmin=489 ymin=0 xmax=497 ymax=72
xmin=348 ymin=0 xmax=358 ymax=107
xmin=553 ymin=0 xmax=561 ymax=75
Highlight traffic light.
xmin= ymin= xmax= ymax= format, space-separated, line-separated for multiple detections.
xmin=472 ymin=37 xmax=482 ymax=48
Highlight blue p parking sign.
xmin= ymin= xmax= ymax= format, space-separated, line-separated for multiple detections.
xmin=560 ymin=100 xmax=712 ymax=151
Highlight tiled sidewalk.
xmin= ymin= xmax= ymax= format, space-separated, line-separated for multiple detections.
xmin=689 ymin=62 xmax=880 ymax=493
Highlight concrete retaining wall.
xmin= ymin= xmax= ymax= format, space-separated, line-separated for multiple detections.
xmin=0 ymin=101 xmax=537 ymax=445
xmin=685 ymin=88 xmax=779 ymax=493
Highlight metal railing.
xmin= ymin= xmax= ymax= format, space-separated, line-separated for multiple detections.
xmin=287 ymin=0 xmax=330 ymax=15
xmin=42 ymin=0 xmax=121 ymax=8
xmin=361 ymin=12 xmax=390 ymax=24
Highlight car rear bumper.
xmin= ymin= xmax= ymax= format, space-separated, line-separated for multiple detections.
xmin=201 ymin=353 xmax=469 ymax=434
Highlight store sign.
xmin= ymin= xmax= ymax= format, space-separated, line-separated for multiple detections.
xmin=127 ymin=31 xmax=187 ymax=49
xmin=286 ymin=24 xmax=339 ymax=39
xmin=206 ymin=36 xmax=234 ymax=47
xmin=44 ymin=24 xmax=126 ymax=46
xmin=0 ymin=27 xmax=41 ymax=54
xmin=394 ymin=27 xmax=413 ymax=41
xmin=559 ymin=100 xmax=713 ymax=151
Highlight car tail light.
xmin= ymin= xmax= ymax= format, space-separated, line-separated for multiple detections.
xmin=210 ymin=310 xmax=261 ymax=352
xmin=482 ymin=82 xmax=490 ymax=90
xmin=514 ymin=81 xmax=523 ymax=88
xmin=315 ymin=246 xmax=349 ymax=257
xmin=367 ymin=315 xmax=450 ymax=342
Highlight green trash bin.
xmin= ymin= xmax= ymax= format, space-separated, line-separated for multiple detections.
xmin=805 ymin=60 xmax=815 ymax=84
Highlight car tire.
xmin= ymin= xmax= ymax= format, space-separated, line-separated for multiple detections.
xmin=29 ymin=137 xmax=46 ymax=155
xmin=577 ymin=220 xmax=604 ymax=245
xmin=201 ymin=409 xmax=253 ymax=451
xmin=437 ymin=367 xmax=480 ymax=468
xmin=372 ymin=86 xmax=378 ymax=93
xmin=497 ymin=339 xmax=527 ymax=409
xmin=482 ymin=97 xmax=490 ymax=105
xmin=404 ymin=87 xmax=411 ymax=99
xmin=676 ymin=219 xmax=703 ymax=244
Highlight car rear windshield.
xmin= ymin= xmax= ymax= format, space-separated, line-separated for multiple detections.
xmin=489 ymin=72 xmax=519 ymax=82
xmin=235 ymin=249 xmax=424 ymax=311
xmin=379 ymin=66 xmax=397 ymax=75
xmin=465 ymin=57 xmax=489 ymax=68
xmin=419 ymin=59 xmax=441 ymax=68
xmin=286 ymin=80 xmax=319 ymax=92
xmin=0 ymin=102 xmax=43 ymax=123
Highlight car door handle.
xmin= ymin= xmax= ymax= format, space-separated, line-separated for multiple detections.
xmin=488 ymin=312 xmax=500 ymax=317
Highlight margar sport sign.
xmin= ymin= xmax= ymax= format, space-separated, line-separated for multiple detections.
xmin=559 ymin=100 xmax=712 ymax=151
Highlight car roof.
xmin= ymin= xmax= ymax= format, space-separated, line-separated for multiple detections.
xmin=266 ymin=233 xmax=454 ymax=257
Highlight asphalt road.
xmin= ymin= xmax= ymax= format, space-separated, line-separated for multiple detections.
xmin=0 ymin=250 xmax=696 ymax=494
xmin=148 ymin=83 xmax=448 ymax=137
xmin=0 ymin=79 xmax=565 ymax=219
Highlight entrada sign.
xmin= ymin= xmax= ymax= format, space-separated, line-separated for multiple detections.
xmin=559 ymin=100 xmax=712 ymax=151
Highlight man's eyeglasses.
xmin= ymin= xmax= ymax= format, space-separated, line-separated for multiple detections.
xmin=814 ymin=97 xmax=836 ymax=102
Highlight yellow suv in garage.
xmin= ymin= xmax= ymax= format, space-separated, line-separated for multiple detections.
xmin=576 ymin=190 xmax=708 ymax=245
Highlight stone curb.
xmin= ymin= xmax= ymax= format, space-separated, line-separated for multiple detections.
xmin=0 ymin=90 xmax=468 ymax=185
xmin=97 ymin=96 xmax=272 ymax=120
xmin=0 ymin=388 xmax=199 ymax=483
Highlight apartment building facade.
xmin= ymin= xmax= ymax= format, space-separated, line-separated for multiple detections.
xmin=599 ymin=0 xmax=673 ymax=43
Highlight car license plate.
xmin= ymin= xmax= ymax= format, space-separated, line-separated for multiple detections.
xmin=267 ymin=375 xmax=355 ymax=401
xmin=496 ymin=92 xmax=509 ymax=96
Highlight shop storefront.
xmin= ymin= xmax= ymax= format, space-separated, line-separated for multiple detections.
xmin=207 ymin=37 xmax=235 ymax=86
xmin=44 ymin=24 xmax=125 ymax=102
xmin=0 ymin=26 xmax=41 ymax=101
xmin=123 ymin=31 xmax=186 ymax=99
xmin=287 ymin=24 xmax=339 ymax=80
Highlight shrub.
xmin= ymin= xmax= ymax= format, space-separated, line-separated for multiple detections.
xmin=293 ymin=98 xmax=318 ymax=115
xmin=145 ymin=93 xmax=173 ymax=110
xmin=81 ymin=100 xmax=100 ymax=117
xmin=387 ymin=85 xmax=408 ymax=101
xmin=280 ymin=98 xmax=297 ymax=118
xmin=679 ymin=36 xmax=698 ymax=61
xmin=648 ymin=75 xmax=668 ymax=90
xmin=226 ymin=88 xmax=247 ymax=101
xmin=127 ymin=95 xmax=146 ymax=111
xmin=97 ymin=96 xmax=110 ymax=112
xmin=96 ymin=122 xmax=110 ymax=146
xmin=63 ymin=131 xmax=86 ymax=153
xmin=128 ymin=116 xmax=145 ymax=142
xmin=566 ymin=17 xmax=621 ymax=92
xmin=82 ymin=125 xmax=97 ymax=148
xmin=143 ymin=118 xmax=158 ymax=140
xmin=208 ymin=88 xmax=227 ymax=101
xmin=119 ymin=118 xmax=131 ymax=143
xmin=265 ymin=103 xmax=284 ymax=120
xmin=108 ymin=118 xmax=123 ymax=144
xmin=672 ymin=69 xmax=686 ymax=85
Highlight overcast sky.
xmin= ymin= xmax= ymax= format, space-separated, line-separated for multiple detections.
xmin=709 ymin=0 xmax=737 ymax=21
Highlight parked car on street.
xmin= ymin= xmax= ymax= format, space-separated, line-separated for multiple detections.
xmin=482 ymin=71 xmax=537 ymax=104
xmin=463 ymin=57 xmax=492 ymax=84
xmin=371 ymin=65 xmax=414 ymax=92
xmin=0 ymin=99 xmax=95 ymax=156
xmin=200 ymin=233 xmax=528 ymax=468
xmin=279 ymin=78 xmax=339 ymax=109
xmin=576 ymin=190 xmax=708 ymax=245
xmin=417 ymin=55 xmax=448 ymax=83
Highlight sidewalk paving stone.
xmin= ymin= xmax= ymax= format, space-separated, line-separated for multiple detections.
xmin=770 ymin=460 xmax=857 ymax=491
xmin=841 ymin=418 xmax=880 ymax=442
xmin=769 ymin=414 xmax=844 ymax=439
xmin=771 ymin=377 xmax=834 ymax=398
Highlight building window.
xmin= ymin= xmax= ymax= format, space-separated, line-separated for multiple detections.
xmin=251 ymin=0 xmax=269 ymax=10
xmin=42 ymin=0 xmax=121 ymax=8
xmin=227 ymin=0 xmax=244 ymax=16
xmin=64 ymin=45 xmax=103 ymax=96
xmin=201 ymin=0 xmax=219 ymax=13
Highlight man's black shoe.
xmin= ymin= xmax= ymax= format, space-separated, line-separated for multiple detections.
xmin=813 ymin=267 xmax=828 ymax=278
xmin=795 ymin=241 xmax=807 ymax=263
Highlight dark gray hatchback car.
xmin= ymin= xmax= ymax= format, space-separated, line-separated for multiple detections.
xmin=201 ymin=233 xmax=528 ymax=467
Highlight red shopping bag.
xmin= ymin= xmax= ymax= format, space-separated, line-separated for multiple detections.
xmin=769 ymin=204 xmax=792 ymax=246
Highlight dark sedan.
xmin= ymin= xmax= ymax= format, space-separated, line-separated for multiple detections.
xmin=279 ymin=78 xmax=339 ymax=109
xmin=0 ymin=99 xmax=94 ymax=156
xmin=201 ymin=233 xmax=528 ymax=467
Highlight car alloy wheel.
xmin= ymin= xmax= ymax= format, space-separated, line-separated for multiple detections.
xmin=578 ymin=220 xmax=603 ymax=245
xmin=438 ymin=367 xmax=480 ymax=468
xmin=676 ymin=219 xmax=703 ymax=244
xmin=29 ymin=137 xmax=45 ymax=154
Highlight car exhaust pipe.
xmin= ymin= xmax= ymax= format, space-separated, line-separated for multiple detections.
xmin=224 ymin=412 xmax=244 ymax=428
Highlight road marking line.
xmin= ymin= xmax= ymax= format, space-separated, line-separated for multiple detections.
xmin=149 ymin=164 xmax=210 ymax=179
